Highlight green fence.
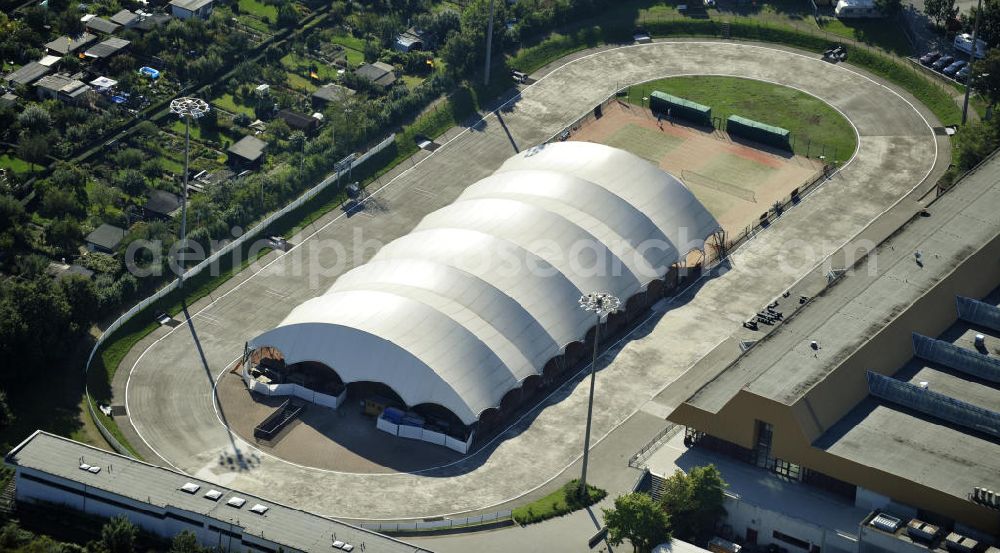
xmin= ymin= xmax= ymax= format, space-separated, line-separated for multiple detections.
xmin=727 ymin=114 xmax=791 ymax=150
xmin=650 ymin=91 xmax=713 ymax=127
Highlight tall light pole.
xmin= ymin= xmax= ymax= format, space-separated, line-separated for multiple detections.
xmin=962 ymin=0 xmax=983 ymax=125
xmin=577 ymin=291 xmax=621 ymax=497
xmin=169 ymin=97 xmax=209 ymax=287
xmin=483 ymin=0 xmax=496 ymax=86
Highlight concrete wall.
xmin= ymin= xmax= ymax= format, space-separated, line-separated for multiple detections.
xmin=725 ymin=492 xmax=860 ymax=553
xmin=15 ymin=467 xmax=300 ymax=553
xmin=669 ymin=231 xmax=1000 ymax=534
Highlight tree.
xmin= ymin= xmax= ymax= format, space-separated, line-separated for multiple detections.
xmin=46 ymin=217 xmax=81 ymax=255
xmin=973 ymin=49 xmax=1000 ymax=105
xmin=169 ymin=530 xmax=205 ymax=553
xmin=659 ymin=465 xmax=728 ymax=543
xmin=17 ymin=134 xmax=49 ymax=174
xmin=58 ymin=273 xmax=98 ymax=332
xmin=115 ymin=169 xmax=148 ymax=197
xmin=277 ymin=1 xmax=298 ymax=27
xmin=0 ymin=390 xmax=15 ymax=429
xmin=969 ymin=0 xmax=1000 ymax=48
xmin=288 ymin=130 xmax=307 ymax=152
xmin=603 ymin=492 xmax=671 ymax=553
xmin=874 ymin=0 xmax=902 ymax=15
xmin=100 ymin=515 xmax=137 ymax=553
xmin=924 ymin=0 xmax=958 ymax=26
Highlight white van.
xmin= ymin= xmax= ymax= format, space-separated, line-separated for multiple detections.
xmin=835 ymin=0 xmax=881 ymax=18
xmin=954 ymin=33 xmax=987 ymax=59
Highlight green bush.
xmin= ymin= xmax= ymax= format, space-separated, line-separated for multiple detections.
xmin=513 ymin=479 xmax=607 ymax=525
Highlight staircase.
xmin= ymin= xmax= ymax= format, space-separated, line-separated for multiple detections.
xmin=648 ymin=471 xmax=668 ymax=502
xmin=0 ymin=476 xmax=17 ymax=518
xmin=722 ymin=22 xmax=732 ymax=39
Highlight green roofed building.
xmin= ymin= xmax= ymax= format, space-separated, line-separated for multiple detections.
xmin=649 ymin=91 xmax=712 ymax=127
xmin=726 ymin=115 xmax=791 ymax=150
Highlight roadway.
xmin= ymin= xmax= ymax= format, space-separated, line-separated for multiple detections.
xmin=120 ymin=40 xmax=944 ymax=521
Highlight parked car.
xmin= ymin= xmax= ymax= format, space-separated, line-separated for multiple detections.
xmin=919 ymin=51 xmax=941 ymax=65
xmin=932 ymin=55 xmax=955 ymax=70
xmin=957 ymin=65 xmax=972 ymax=82
xmin=954 ymin=33 xmax=987 ymax=59
xmin=943 ymin=60 xmax=967 ymax=77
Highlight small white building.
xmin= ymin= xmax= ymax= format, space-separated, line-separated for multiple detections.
xmin=168 ymin=0 xmax=213 ymax=20
xmin=834 ymin=0 xmax=881 ymax=18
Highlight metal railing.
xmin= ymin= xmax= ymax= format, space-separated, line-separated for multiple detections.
xmin=359 ymin=510 xmax=514 ymax=534
xmin=628 ymin=424 xmax=680 ymax=469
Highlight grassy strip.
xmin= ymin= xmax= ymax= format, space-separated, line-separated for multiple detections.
xmin=626 ymin=76 xmax=858 ymax=161
xmin=513 ymin=480 xmax=607 ymax=525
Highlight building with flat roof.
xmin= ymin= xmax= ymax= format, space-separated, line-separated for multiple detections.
xmin=35 ymin=73 xmax=92 ymax=105
xmin=355 ymin=62 xmax=397 ymax=88
xmin=84 ymin=16 xmax=121 ymax=35
xmin=44 ymin=33 xmax=97 ymax=55
xmin=85 ymin=223 xmax=125 ymax=253
xmin=227 ymin=135 xmax=268 ymax=168
xmin=3 ymin=62 xmax=52 ymax=86
xmin=143 ymin=190 xmax=182 ymax=220
xmin=6 ymin=431 xmax=428 ymax=553
xmin=110 ymin=9 xmax=140 ymax=27
xmin=668 ymin=153 xmax=1000 ymax=537
xmin=312 ymin=83 xmax=355 ymax=106
xmin=169 ymin=0 xmax=214 ymax=19
xmin=84 ymin=38 xmax=130 ymax=60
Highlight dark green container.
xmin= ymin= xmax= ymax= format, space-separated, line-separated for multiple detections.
xmin=649 ymin=91 xmax=712 ymax=127
xmin=726 ymin=115 xmax=791 ymax=150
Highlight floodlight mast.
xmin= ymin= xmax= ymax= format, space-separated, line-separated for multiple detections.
xmin=577 ymin=291 xmax=621 ymax=496
xmin=168 ymin=97 xmax=210 ymax=288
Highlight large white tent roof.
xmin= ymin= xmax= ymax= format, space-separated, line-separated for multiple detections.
xmin=250 ymin=142 xmax=719 ymax=424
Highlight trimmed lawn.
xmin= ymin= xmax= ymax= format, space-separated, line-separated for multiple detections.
xmin=402 ymin=74 xmax=425 ymax=90
xmin=627 ymin=76 xmax=858 ymax=161
xmin=238 ymin=0 xmax=277 ymax=20
xmin=0 ymin=154 xmax=31 ymax=174
xmin=332 ymin=35 xmax=366 ymax=65
xmin=280 ymin=52 xmax=340 ymax=81
xmin=286 ymin=71 xmax=319 ymax=93
xmin=212 ymin=93 xmax=256 ymax=117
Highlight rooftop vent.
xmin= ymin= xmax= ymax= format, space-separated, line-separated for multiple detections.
xmin=250 ymin=504 xmax=268 ymax=515
xmin=945 ymin=532 xmax=978 ymax=553
xmin=870 ymin=513 xmax=902 ymax=533
xmin=227 ymin=497 xmax=246 ymax=508
xmin=907 ymin=519 xmax=940 ymax=542
xmin=79 ymin=463 xmax=91 ymax=471
xmin=88 ymin=466 xmax=101 ymax=474
xmin=204 ymin=489 xmax=223 ymax=501
xmin=180 ymin=483 xmax=200 ymax=494
xmin=341 ymin=545 xmax=354 ymax=552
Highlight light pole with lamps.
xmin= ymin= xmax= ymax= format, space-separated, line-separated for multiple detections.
xmin=577 ymin=291 xmax=621 ymax=497
xmin=168 ymin=97 xmax=210 ymax=287
xmin=962 ymin=0 xmax=983 ymax=125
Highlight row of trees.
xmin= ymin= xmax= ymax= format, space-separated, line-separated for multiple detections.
xmin=603 ymin=465 xmax=728 ymax=553
xmin=0 ymin=516 xmax=210 ymax=552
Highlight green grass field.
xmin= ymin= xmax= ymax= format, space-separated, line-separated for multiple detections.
xmin=0 ymin=154 xmax=31 ymax=174
xmin=332 ymin=35 xmax=366 ymax=65
xmin=212 ymin=93 xmax=256 ymax=117
xmin=627 ymin=76 xmax=858 ymax=161
xmin=238 ymin=0 xmax=277 ymax=20
xmin=281 ymin=52 xmax=341 ymax=82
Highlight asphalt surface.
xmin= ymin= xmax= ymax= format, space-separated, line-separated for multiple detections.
xmin=120 ymin=40 xmax=943 ymax=521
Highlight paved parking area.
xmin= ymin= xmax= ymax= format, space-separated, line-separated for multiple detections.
xmin=122 ymin=41 xmax=942 ymax=520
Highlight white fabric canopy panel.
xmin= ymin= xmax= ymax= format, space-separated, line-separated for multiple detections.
xmin=249 ymin=142 xmax=719 ymax=425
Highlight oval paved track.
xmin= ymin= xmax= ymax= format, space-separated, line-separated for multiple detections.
xmin=126 ymin=41 xmax=938 ymax=519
